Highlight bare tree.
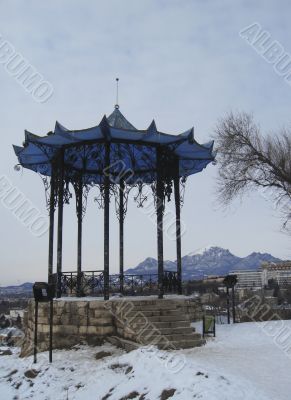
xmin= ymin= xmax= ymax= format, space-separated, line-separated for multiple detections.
xmin=215 ymin=112 xmax=291 ymax=227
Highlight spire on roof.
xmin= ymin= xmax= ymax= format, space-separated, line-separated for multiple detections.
xmin=106 ymin=77 xmax=136 ymax=129
xmin=115 ymin=77 xmax=119 ymax=110
xmin=107 ymin=108 xmax=136 ymax=130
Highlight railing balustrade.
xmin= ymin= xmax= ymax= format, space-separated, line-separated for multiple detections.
xmin=53 ymin=269 xmax=179 ymax=297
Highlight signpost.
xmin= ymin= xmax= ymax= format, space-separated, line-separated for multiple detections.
xmin=33 ymin=282 xmax=55 ymax=363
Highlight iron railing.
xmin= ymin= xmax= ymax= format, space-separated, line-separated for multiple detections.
xmin=55 ymin=270 xmax=179 ymax=297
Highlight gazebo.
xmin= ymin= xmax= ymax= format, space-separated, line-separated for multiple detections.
xmin=13 ymin=105 xmax=214 ymax=300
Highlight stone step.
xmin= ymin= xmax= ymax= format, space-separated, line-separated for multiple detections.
xmin=156 ymin=338 xmax=206 ymax=350
xmin=121 ymin=326 xmax=195 ymax=337
xmin=128 ymin=320 xmax=190 ymax=329
xmin=140 ymin=333 xmax=202 ymax=343
xmin=129 ymin=315 xmax=190 ymax=323
xmin=120 ymin=303 xmax=180 ymax=311
xmin=123 ymin=309 xmax=182 ymax=318
xmin=137 ymin=327 xmax=195 ymax=336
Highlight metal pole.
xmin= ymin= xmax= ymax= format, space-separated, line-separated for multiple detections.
xmin=119 ymin=179 xmax=124 ymax=293
xmin=104 ymin=143 xmax=110 ymax=300
xmin=77 ymin=174 xmax=83 ymax=296
xmin=33 ymin=300 xmax=38 ymax=364
xmin=174 ymin=174 xmax=182 ymax=295
xmin=49 ymin=300 xmax=53 ymax=363
xmin=56 ymin=150 xmax=64 ymax=298
xmin=156 ymin=149 xmax=164 ymax=300
xmin=232 ymin=285 xmax=236 ymax=323
xmin=226 ymin=286 xmax=230 ymax=324
xmin=48 ymin=170 xmax=55 ymax=284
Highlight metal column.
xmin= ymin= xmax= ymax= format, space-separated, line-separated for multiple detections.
xmin=48 ymin=169 xmax=55 ymax=284
xmin=156 ymin=149 xmax=164 ymax=299
xmin=119 ymin=178 xmax=125 ymax=293
xmin=76 ymin=173 xmax=83 ymax=296
xmin=104 ymin=143 xmax=110 ymax=300
xmin=56 ymin=151 xmax=64 ymax=298
xmin=174 ymin=174 xmax=182 ymax=294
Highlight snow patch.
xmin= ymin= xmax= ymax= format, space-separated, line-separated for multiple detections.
xmin=187 ymin=245 xmax=216 ymax=257
xmin=1 ymin=321 xmax=290 ymax=399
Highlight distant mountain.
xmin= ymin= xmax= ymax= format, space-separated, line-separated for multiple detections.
xmin=126 ymin=246 xmax=282 ymax=280
xmin=3 ymin=282 xmax=33 ymax=290
xmin=126 ymin=257 xmax=176 ymax=275
xmin=1 ymin=248 xmax=283 ymax=289
xmin=0 ymin=282 xmax=33 ymax=295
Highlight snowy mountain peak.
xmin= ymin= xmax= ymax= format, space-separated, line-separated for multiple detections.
xmin=187 ymin=246 xmax=232 ymax=257
xmin=125 ymin=246 xmax=282 ymax=280
xmin=187 ymin=245 xmax=214 ymax=256
xmin=143 ymin=257 xmax=156 ymax=264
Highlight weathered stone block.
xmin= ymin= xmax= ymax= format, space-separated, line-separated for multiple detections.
xmin=86 ymin=326 xmax=100 ymax=334
xmin=37 ymin=317 xmax=50 ymax=324
xmin=38 ymin=324 xmax=50 ymax=333
xmin=89 ymin=301 xmax=107 ymax=310
xmin=79 ymin=326 xmax=88 ymax=335
xmin=93 ymin=311 xmax=112 ymax=321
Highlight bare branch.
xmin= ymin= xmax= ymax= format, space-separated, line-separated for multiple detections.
xmin=214 ymin=112 xmax=291 ymax=227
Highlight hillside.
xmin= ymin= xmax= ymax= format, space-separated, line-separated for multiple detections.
xmin=126 ymin=246 xmax=282 ymax=280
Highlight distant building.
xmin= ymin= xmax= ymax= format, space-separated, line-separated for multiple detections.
xmin=229 ymin=270 xmax=263 ymax=289
xmin=9 ymin=309 xmax=24 ymax=319
xmin=230 ymin=261 xmax=291 ymax=290
xmin=260 ymin=261 xmax=291 ymax=286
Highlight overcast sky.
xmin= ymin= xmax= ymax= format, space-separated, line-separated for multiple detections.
xmin=1 ymin=0 xmax=291 ymax=285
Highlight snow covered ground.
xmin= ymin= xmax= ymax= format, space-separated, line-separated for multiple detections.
xmin=0 ymin=320 xmax=291 ymax=400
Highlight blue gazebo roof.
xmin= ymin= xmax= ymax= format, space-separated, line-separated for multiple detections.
xmin=13 ymin=108 xmax=214 ymax=184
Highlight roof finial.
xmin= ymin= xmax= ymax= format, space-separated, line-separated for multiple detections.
xmin=115 ymin=77 xmax=119 ymax=109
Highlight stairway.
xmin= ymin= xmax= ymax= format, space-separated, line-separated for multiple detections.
xmin=113 ymin=299 xmax=205 ymax=350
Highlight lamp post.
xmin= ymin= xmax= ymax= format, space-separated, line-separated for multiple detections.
xmin=223 ymin=275 xmax=238 ymax=324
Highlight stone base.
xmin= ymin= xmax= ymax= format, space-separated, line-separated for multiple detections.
xmin=21 ymin=296 xmax=202 ymax=356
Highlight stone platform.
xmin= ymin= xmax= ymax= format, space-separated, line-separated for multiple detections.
xmin=21 ymin=296 xmax=204 ymax=356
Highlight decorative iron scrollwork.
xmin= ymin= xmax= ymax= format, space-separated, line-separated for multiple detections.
xmin=71 ymin=174 xmax=91 ymax=220
xmin=38 ymin=173 xmax=58 ymax=212
xmin=151 ymin=178 xmax=173 ymax=212
xmin=164 ymin=178 xmax=173 ymax=202
xmin=133 ymin=182 xmax=148 ymax=208
xmin=180 ymin=176 xmax=187 ymax=208
xmin=94 ymin=184 xmax=114 ymax=209
xmin=111 ymin=182 xmax=131 ymax=221
xmin=63 ymin=179 xmax=72 ymax=205
xmin=58 ymin=270 xmax=179 ymax=297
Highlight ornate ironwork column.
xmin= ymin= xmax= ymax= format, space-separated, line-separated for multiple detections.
xmin=48 ymin=169 xmax=56 ymax=284
xmin=119 ymin=178 xmax=125 ymax=293
xmin=76 ymin=173 xmax=83 ymax=296
xmin=104 ymin=143 xmax=110 ymax=300
xmin=174 ymin=173 xmax=182 ymax=295
xmin=112 ymin=176 xmax=130 ymax=294
xmin=156 ymin=149 xmax=164 ymax=299
xmin=56 ymin=150 xmax=64 ymax=298
xmin=72 ymin=171 xmax=90 ymax=297
xmin=39 ymin=168 xmax=57 ymax=285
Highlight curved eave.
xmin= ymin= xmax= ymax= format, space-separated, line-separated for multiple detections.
xmin=22 ymin=125 xmax=199 ymax=149
xmin=13 ymin=115 xmax=215 ymax=180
